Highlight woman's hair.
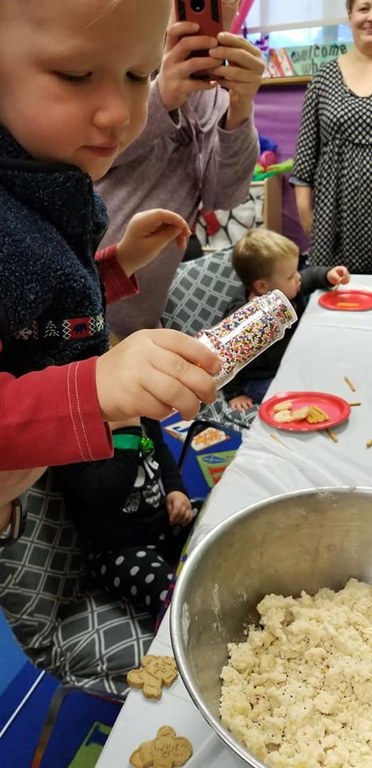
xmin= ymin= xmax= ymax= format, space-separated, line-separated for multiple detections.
xmin=232 ymin=228 xmax=299 ymax=290
xmin=346 ymin=0 xmax=355 ymax=12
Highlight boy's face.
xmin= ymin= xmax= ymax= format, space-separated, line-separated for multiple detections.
xmin=266 ymin=255 xmax=301 ymax=301
xmin=0 ymin=0 xmax=171 ymax=180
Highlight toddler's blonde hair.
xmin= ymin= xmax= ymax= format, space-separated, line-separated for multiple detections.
xmin=232 ymin=228 xmax=299 ymax=290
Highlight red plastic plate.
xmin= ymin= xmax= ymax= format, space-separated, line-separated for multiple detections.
xmin=318 ymin=290 xmax=372 ymax=311
xmin=259 ymin=391 xmax=351 ymax=432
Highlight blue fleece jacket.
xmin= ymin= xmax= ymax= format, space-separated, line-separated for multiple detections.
xmin=0 ymin=127 xmax=109 ymax=376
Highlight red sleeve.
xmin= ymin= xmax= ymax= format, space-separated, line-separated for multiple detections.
xmin=0 ymin=358 xmax=114 ymax=470
xmin=95 ymin=244 xmax=139 ymax=304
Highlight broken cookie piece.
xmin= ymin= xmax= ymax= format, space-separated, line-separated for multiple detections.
xmin=291 ymin=406 xmax=310 ymax=421
xmin=273 ymin=399 xmax=293 ymax=413
xmin=273 ymin=410 xmax=294 ymax=423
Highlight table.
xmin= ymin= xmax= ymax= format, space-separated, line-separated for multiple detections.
xmin=97 ymin=275 xmax=372 ymax=767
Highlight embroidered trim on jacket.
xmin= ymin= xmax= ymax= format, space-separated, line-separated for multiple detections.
xmin=13 ymin=313 xmax=105 ymax=342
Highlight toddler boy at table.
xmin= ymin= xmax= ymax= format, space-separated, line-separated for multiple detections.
xmin=55 ymin=417 xmax=196 ymax=621
xmin=223 ymin=229 xmax=350 ymax=410
xmin=0 ymin=0 xmax=221 ymax=536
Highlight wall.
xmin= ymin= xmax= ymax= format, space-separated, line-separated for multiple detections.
xmin=254 ymin=84 xmax=309 ymax=252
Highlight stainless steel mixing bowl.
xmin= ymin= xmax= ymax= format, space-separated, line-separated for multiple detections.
xmin=170 ymin=487 xmax=372 ymax=767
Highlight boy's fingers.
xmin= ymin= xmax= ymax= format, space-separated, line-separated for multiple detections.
xmin=142 ymin=368 xmax=217 ymax=418
xmin=150 ymin=329 xmax=220 ymax=376
xmin=96 ymin=330 xmax=219 ymax=423
xmin=107 ymin=369 xmax=207 ymax=421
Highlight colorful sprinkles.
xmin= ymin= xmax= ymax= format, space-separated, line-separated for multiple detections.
xmin=197 ymin=290 xmax=297 ymax=388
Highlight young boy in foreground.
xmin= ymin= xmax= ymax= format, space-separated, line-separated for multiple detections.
xmin=0 ymin=0 xmax=220 ymax=533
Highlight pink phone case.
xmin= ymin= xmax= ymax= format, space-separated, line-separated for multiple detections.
xmin=174 ymin=0 xmax=223 ymax=79
xmin=174 ymin=0 xmax=223 ymax=38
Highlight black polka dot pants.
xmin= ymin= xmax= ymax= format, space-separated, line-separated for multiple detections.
xmin=87 ymin=525 xmax=191 ymax=618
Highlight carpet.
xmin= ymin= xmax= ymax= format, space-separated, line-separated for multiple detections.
xmin=0 ymin=610 xmax=122 ymax=768
xmin=161 ymin=411 xmax=242 ymax=499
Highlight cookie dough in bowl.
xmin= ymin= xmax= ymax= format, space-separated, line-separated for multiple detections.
xmin=170 ymin=487 xmax=372 ymax=768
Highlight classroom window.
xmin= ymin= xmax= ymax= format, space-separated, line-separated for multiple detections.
xmin=245 ymin=0 xmax=352 ymax=48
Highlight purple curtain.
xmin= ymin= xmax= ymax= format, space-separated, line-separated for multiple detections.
xmin=255 ymin=84 xmax=309 ymax=252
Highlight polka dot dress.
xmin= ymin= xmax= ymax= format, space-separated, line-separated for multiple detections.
xmin=291 ymin=59 xmax=372 ymax=273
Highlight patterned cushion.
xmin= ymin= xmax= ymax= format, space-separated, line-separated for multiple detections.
xmin=200 ymin=399 xmax=259 ymax=432
xmin=161 ymin=249 xmax=241 ymax=336
xmin=195 ymin=187 xmax=264 ymax=251
xmin=45 ymin=591 xmax=154 ymax=693
xmin=0 ymin=470 xmax=153 ymax=694
xmin=161 ymin=250 xmax=257 ymax=437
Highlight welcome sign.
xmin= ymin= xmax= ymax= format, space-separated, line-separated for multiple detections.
xmin=264 ymin=42 xmax=352 ymax=79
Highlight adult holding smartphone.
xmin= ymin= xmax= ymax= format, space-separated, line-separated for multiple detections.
xmin=96 ymin=0 xmax=264 ymax=340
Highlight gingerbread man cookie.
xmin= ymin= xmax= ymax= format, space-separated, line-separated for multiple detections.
xmin=129 ymin=725 xmax=193 ymax=768
xmin=127 ymin=655 xmax=178 ymax=699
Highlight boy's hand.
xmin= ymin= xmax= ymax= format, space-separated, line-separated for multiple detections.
xmin=228 ymin=394 xmax=254 ymax=411
xmin=166 ymin=491 xmax=193 ymax=526
xmin=95 ymin=328 xmax=220 ymax=423
xmin=117 ymin=209 xmax=191 ymax=277
xmin=326 ymin=266 xmax=350 ymax=287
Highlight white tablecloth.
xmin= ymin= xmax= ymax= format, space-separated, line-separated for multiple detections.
xmin=97 ymin=276 xmax=372 ymax=767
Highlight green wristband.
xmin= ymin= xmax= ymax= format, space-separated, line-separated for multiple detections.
xmin=112 ymin=433 xmax=154 ymax=455
xmin=112 ymin=434 xmax=141 ymax=451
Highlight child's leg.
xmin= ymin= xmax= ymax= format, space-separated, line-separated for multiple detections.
xmin=87 ymin=547 xmax=174 ymax=618
xmin=152 ymin=518 xmax=198 ymax=630
xmin=155 ymin=519 xmax=194 ymax=567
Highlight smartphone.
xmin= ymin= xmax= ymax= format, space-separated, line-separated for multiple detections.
xmin=174 ymin=0 xmax=223 ymax=80
xmin=175 ymin=0 xmax=223 ymax=37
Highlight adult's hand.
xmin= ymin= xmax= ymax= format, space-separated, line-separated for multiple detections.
xmin=209 ymin=32 xmax=264 ymax=128
xmin=295 ymin=186 xmax=314 ymax=237
xmin=157 ymin=20 xmax=221 ymax=111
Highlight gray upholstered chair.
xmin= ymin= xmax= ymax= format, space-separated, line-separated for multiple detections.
xmin=161 ymin=248 xmax=241 ymax=335
xmin=161 ymin=248 xmax=257 ymax=432
xmin=0 ymin=470 xmax=154 ymax=695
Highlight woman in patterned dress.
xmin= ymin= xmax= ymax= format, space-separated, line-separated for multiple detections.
xmin=290 ymin=0 xmax=372 ymax=273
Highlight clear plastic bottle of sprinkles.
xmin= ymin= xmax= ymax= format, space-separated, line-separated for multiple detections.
xmin=197 ymin=289 xmax=297 ymax=388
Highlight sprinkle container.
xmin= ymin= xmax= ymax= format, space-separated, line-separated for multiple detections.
xmin=196 ymin=289 xmax=297 ymax=388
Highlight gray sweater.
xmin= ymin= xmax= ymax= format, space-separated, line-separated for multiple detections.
xmin=96 ymin=80 xmax=259 ymax=337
